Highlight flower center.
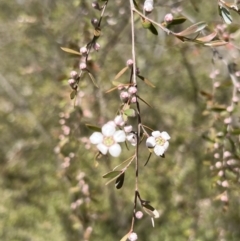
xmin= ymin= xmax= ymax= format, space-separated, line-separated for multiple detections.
xmin=103 ymin=136 xmax=115 ymax=147
xmin=155 ymin=136 xmax=165 ymax=146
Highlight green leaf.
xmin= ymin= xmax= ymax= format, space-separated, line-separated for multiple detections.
xmin=231 ymin=129 xmax=240 ymax=135
xmin=175 ymin=21 xmax=207 ymax=36
xmin=148 ymin=23 xmax=158 ymax=35
xmin=85 ymin=124 xmax=101 ymax=132
xmin=60 ymin=47 xmax=81 ymax=55
xmin=70 ymin=90 xmax=77 ymax=99
xmin=115 ymin=172 xmax=125 ymax=189
xmin=114 ymin=67 xmax=129 ymax=80
xmin=209 ymin=105 xmax=226 ymax=112
xmin=103 ymin=170 xmax=122 ymax=179
xmin=120 ymin=233 xmax=130 ymax=241
xmin=167 ymin=17 xmax=187 ymax=27
xmin=88 ymin=72 xmax=99 ymax=88
xmin=219 ymin=5 xmax=233 ymax=24
xmin=141 ymin=18 xmax=151 ymax=29
xmin=124 ymin=108 xmax=136 ymax=117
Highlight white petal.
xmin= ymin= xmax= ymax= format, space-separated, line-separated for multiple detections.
xmin=113 ymin=130 xmax=126 ymax=142
xmin=97 ymin=143 xmax=108 ymax=155
xmin=154 ymin=145 xmax=165 ymax=156
xmin=109 ymin=144 xmax=121 ymax=157
xmin=161 ymin=131 xmax=170 ymax=140
xmin=152 ymin=131 xmax=161 ymax=137
xmin=146 ymin=136 xmax=156 ymax=148
xmin=127 ymin=133 xmax=137 ymax=146
xmin=163 ymin=141 xmax=169 ymax=151
xmin=89 ymin=132 xmax=103 ymax=144
xmin=102 ymin=123 xmax=116 ymax=137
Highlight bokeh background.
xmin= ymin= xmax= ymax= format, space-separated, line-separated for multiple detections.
xmin=1 ymin=0 xmax=240 ymax=240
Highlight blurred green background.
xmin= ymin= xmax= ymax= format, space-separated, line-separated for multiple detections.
xmin=1 ymin=0 xmax=240 ymax=240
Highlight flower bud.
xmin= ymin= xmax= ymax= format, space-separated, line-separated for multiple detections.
xmin=93 ymin=42 xmax=100 ymax=51
xmin=126 ymin=59 xmax=133 ymax=67
xmin=143 ymin=0 xmax=153 ymax=13
xmin=126 ymin=133 xmax=137 ymax=146
xmin=80 ymin=46 xmax=88 ymax=54
xmin=91 ymin=18 xmax=99 ymax=28
xmin=114 ymin=115 xmax=125 ymax=126
xmin=128 ymin=232 xmax=138 ymax=241
xmin=124 ymin=125 xmax=133 ymax=133
xmin=92 ymin=2 xmax=101 ymax=10
xmin=79 ymin=62 xmax=87 ymax=70
xmin=128 ymin=86 xmax=137 ymax=94
xmin=131 ymin=96 xmax=137 ymax=103
xmin=135 ymin=211 xmax=143 ymax=219
xmin=70 ymin=70 xmax=78 ymax=79
xmin=120 ymin=91 xmax=130 ymax=102
xmin=164 ymin=13 xmax=173 ymax=23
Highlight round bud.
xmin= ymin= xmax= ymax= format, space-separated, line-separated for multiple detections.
xmin=143 ymin=0 xmax=153 ymax=13
xmin=93 ymin=42 xmax=100 ymax=51
xmin=131 ymin=96 xmax=137 ymax=103
xmin=164 ymin=13 xmax=173 ymax=23
xmin=79 ymin=62 xmax=87 ymax=70
xmin=124 ymin=125 xmax=133 ymax=133
xmin=92 ymin=2 xmax=101 ymax=10
xmin=126 ymin=59 xmax=133 ymax=67
xmin=68 ymin=78 xmax=75 ymax=85
xmin=128 ymin=232 xmax=138 ymax=241
xmin=70 ymin=70 xmax=78 ymax=79
xmin=91 ymin=18 xmax=99 ymax=28
xmin=80 ymin=46 xmax=88 ymax=54
xmin=128 ymin=86 xmax=137 ymax=94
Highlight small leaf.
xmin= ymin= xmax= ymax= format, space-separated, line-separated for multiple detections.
xmin=61 ymin=47 xmax=81 ymax=55
xmin=137 ymin=95 xmax=152 ymax=108
xmin=85 ymin=124 xmax=101 ymax=132
xmin=103 ymin=170 xmax=122 ymax=179
xmin=175 ymin=21 xmax=207 ymax=36
xmin=94 ymin=27 xmax=101 ymax=37
xmin=231 ymin=129 xmax=240 ymax=135
xmin=204 ymin=40 xmax=228 ymax=47
xmin=115 ymin=172 xmax=125 ymax=189
xmin=120 ymin=233 xmax=130 ymax=241
xmin=209 ymin=105 xmax=226 ymax=112
xmin=70 ymin=90 xmax=77 ymax=99
xmin=167 ymin=17 xmax=187 ymax=27
xmin=88 ymin=72 xmax=99 ymax=88
xmin=141 ymin=18 xmax=152 ymax=29
xmin=196 ymin=31 xmax=217 ymax=42
xmin=124 ymin=108 xmax=136 ymax=117
xmin=144 ymin=153 xmax=152 ymax=166
xmin=142 ymin=203 xmax=160 ymax=218
xmin=149 ymin=23 xmax=158 ymax=35
xmin=219 ymin=5 xmax=233 ymax=24
xmin=200 ymin=90 xmax=213 ymax=100
xmin=114 ymin=67 xmax=129 ymax=80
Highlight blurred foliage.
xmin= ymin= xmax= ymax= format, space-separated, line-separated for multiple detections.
xmin=1 ymin=0 xmax=240 ymax=241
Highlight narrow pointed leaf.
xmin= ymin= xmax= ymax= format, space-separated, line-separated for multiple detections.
xmin=204 ymin=40 xmax=228 ymax=47
xmin=70 ymin=90 xmax=77 ymax=99
xmin=115 ymin=172 xmax=125 ymax=189
xmin=219 ymin=6 xmax=233 ymax=24
xmin=114 ymin=67 xmax=129 ymax=80
xmin=142 ymin=203 xmax=160 ymax=218
xmin=196 ymin=31 xmax=217 ymax=42
xmin=209 ymin=105 xmax=226 ymax=112
xmin=137 ymin=95 xmax=152 ymax=108
xmin=149 ymin=23 xmax=158 ymax=35
xmin=88 ymin=72 xmax=99 ymax=88
xmin=137 ymin=75 xmax=155 ymax=87
xmin=120 ymin=233 xmax=130 ymax=241
xmin=144 ymin=152 xmax=152 ymax=166
xmin=85 ymin=124 xmax=101 ymax=132
xmin=103 ymin=170 xmax=122 ymax=179
xmin=61 ymin=47 xmax=81 ymax=55
xmin=167 ymin=17 xmax=187 ymax=26
xmin=175 ymin=22 xmax=207 ymax=36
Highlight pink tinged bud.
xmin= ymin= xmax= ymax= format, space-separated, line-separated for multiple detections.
xmin=222 ymin=180 xmax=229 ymax=188
xmin=128 ymin=86 xmax=137 ymax=94
xmin=213 ymin=143 xmax=219 ymax=149
xmin=93 ymin=42 xmax=100 ymax=51
xmin=214 ymin=82 xmax=220 ymax=88
xmin=114 ymin=115 xmax=125 ymax=126
xmin=214 ymin=153 xmax=220 ymax=159
xmin=164 ymin=13 xmax=173 ymax=23
xmin=135 ymin=211 xmax=143 ymax=219
xmin=79 ymin=62 xmax=87 ymax=70
xmin=126 ymin=59 xmax=133 ymax=67
xmin=124 ymin=125 xmax=133 ymax=133
xmin=80 ymin=46 xmax=88 ymax=54
xmin=118 ymin=84 xmax=124 ymax=90
xmin=70 ymin=70 xmax=78 ymax=79
xmin=232 ymin=96 xmax=239 ymax=103
xmin=131 ymin=96 xmax=137 ymax=103
xmin=68 ymin=78 xmax=75 ymax=85
xmin=128 ymin=232 xmax=138 ymax=241
xmin=120 ymin=91 xmax=130 ymax=101
xmin=215 ymin=162 xmax=222 ymax=169
xmin=223 ymin=151 xmax=231 ymax=158
xmin=224 ymin=117 xmax=232 ymax=124
xmin=227 ymin=106 xmax=233 ymax=112
xmin=220 ymin=194 xmax=228 ymax=202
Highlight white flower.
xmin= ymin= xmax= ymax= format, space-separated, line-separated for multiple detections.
xmin=146 ymin=131 xmax=170 ymax=156
xmin=126 ymin=133 xmax=137 ymax=146
xmin=90 ymin=122 xmax=126 ymax=157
